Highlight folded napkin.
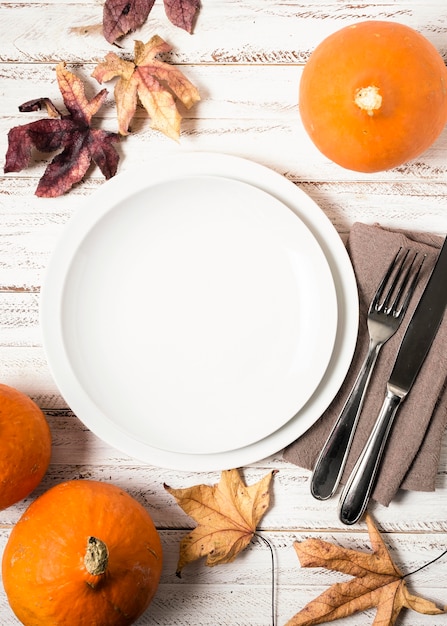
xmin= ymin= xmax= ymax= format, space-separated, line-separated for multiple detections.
xmin=283 ymin=222 xmax=447 ymax=506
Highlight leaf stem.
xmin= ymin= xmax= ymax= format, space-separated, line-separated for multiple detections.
xmin=403 ymin=548 xmax=447 ymax=579
xmin=254 ymin=532 xmax=276 ymax=626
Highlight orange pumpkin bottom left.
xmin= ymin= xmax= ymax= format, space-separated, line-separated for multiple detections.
xmin=2 ymin=480 xmax=163 ymax=626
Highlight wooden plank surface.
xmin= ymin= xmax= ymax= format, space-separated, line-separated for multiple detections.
xmin=1 ymin=0 xmax=447 ymax=623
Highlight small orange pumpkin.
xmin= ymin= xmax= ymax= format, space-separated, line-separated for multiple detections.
xmin=299 ymin=20 xmax=447 ymax=172
xmin=2 ymin=480 xmax=163 ymax=625
xmin=0 ymin=383 xmax=51 ymax=510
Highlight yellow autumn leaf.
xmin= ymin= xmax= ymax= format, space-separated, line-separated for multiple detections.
xmin=92 ymin=34 xmax=200 ymax=138
xmin=164 ymin=468 xmax=277 ymax=576
xmin=286 ymin=513 xmax=446 ymax=626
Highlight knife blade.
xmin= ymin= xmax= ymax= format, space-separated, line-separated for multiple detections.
xmin=339 ymin=236 xmax=447 ymax=525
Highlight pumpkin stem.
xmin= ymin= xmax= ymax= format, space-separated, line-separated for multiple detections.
xmin=354 ymin=85 xmax=382 ymax=116
xmin=84 ymin=536 xmax=109 ymax=576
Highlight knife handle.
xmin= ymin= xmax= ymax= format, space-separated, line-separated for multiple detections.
xmin=311 ymin=339 xmax=382 ymax=500
xmin=338 ymin=388 xmax=403 ymax=525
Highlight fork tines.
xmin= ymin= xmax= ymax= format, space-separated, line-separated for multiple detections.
xmin=374 ymin=248 xmax=425 ymax=317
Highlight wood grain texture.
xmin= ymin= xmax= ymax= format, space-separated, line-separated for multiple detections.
xmin=0 ymin=415 xmax=445 ymax=532
xmin=1 ymin=1 xmax=446 ymax=64
xmin=1 ymin=0 xmax=447 ymax=623
xmin=1 ymin=176 xmax=447 ymax=294
xmin=2 ymin=50 xmax=447 ymax=196
xmin=0 ymin=527 xmax=445 ymax=624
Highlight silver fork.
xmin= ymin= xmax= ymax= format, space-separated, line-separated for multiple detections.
xmin=310 ymin=248 xmax=424 ymax=500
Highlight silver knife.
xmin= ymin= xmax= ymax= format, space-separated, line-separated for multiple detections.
xmin=339 ymin=236 xmax=447 ymax=525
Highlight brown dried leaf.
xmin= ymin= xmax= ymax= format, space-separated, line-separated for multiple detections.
xmin=164 ymin=469 xmax=277 ymax=576
xmin=92 ymin=35 xmax=200 ymax=139
xmin=4 ymin=63 xmax=120 ymax=198
xmin=286 ymin=513 xmax=446 ymax=626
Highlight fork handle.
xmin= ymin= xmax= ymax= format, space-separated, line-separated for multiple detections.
xmin=310 ymin=339 xmax=382 ymax=500
xmin=338 ymin=388 xmax=403 ymax=525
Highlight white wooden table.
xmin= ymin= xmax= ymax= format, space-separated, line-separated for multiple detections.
xmin=1 ymin=1 xmax=446 ymax=624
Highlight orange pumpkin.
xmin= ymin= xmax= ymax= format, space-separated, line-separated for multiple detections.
xmin=299 ymin=21 xmax=447 ymax=172
xmin=0 ymin=383 xmax=51 ymax=510
xmin=2 ymin=480 xmax=163 ymax=625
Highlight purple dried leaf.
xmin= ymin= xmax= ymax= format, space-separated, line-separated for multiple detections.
xmin=4 ymin=64 xmax=120 ymax=197
xmin=18 ymin=97 xmax=62 ymax=118
xmin=103 ymin=0 xmax=156 ymax=44
xmin=163 ymin=0 xmax=200 ymax=33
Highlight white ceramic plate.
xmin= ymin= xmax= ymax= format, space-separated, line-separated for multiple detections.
xmin=41 ymin=152 xmax=359 ymax=469
xmin=42 ymin=174 xmax=337 ymax=455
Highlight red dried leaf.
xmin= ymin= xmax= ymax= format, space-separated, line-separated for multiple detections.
xmin=103 ymin=0 xmax=155 ymax=45
xmin=164 ymin=0 xmax=200 ymax=33
xmin=4 ymin=63 xmax=120 ymax=198
xmin=19 ymin=98 xmax=61 ymax=118
xmin=102 ymin=0 xmax=200 ymax=44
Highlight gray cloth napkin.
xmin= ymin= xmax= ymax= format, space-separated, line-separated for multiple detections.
xmin=283 ymin=222 xmax=447 ymax=506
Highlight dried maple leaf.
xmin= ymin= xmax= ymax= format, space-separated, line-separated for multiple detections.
xmin=92 ymin=35 xmax=200 ymax=139
xmin=164 ymin=468 xmax=277 ymax=576
xmin=103 ymin=0 xmax=156 ymax=44
xmin=4 ymin=63 xmax=120 ymax=198
xmin=164 ymin=0 xmax=200 ymax=32
xmin=286 ymin=513 xmax=446 ymax=626
xmin=103 ymin=0 xmax=199 ymax=44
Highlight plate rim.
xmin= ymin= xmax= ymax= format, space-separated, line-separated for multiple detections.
xmin=41 ymin=151 xmax=359 ymax=470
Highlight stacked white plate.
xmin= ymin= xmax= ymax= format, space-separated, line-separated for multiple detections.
xmin=41 ymin=152 xmax=358 ymax=470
